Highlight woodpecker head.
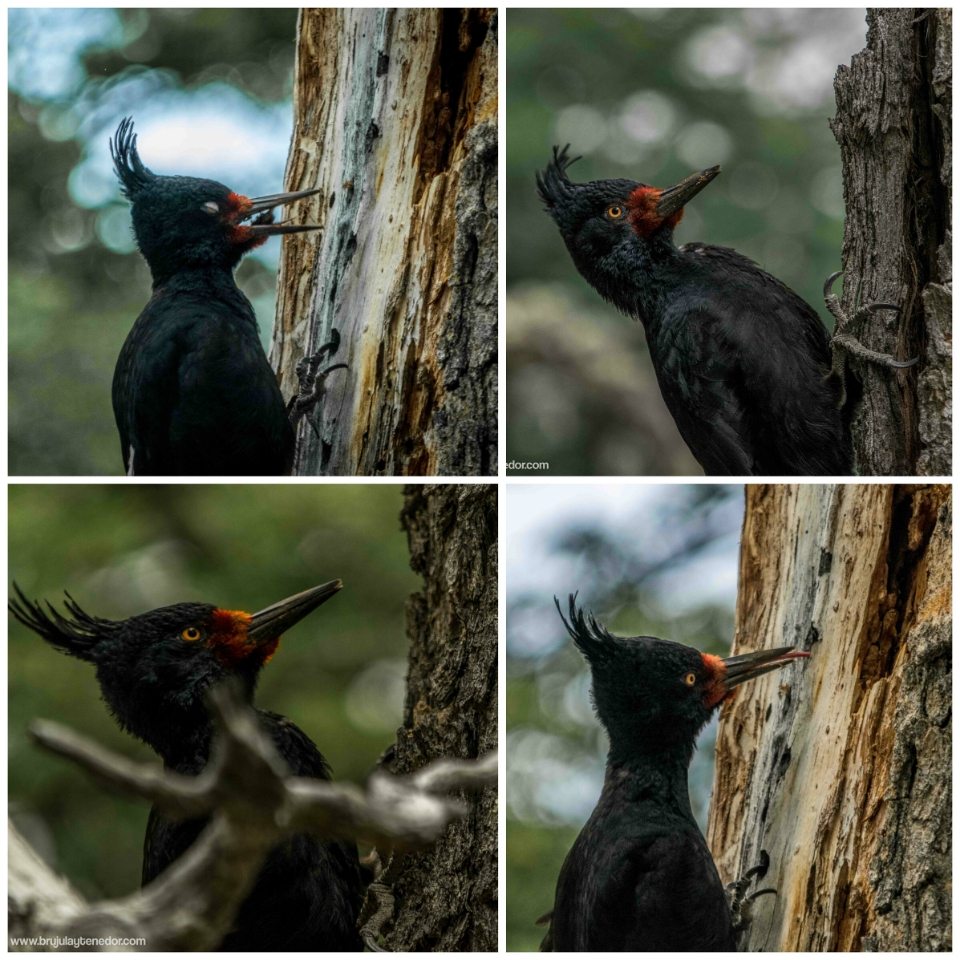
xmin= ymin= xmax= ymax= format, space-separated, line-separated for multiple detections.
xmin=556 ymin=594 xmax=807 ymax=763
xmin=10 ymin=580 xmax=341 ymax=758
xmin=111 ymin=117 xmax=321 ymax=282
xmin=537 ymin=145 xmax=719 ymax=308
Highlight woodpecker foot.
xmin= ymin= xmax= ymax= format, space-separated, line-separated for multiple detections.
xmin=727 ymin=850 xmax=776 ymax=933
xmin=287 ymin=328 xmax=348 ymax=433
xmin=823 ymin=272 xmax=919 ymax=378
xmin=358 ymin=848 xmax=395 ymax=952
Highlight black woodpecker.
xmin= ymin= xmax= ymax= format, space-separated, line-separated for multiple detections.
xmin=537 ymin=146 xmax=915 ymax=475
xmin=110 ymin=117 xmax=329 ymax=476
xmin=541 ymin=595 xmax=809 ymax=951
xmin=10 ymin=580 xmax=364 ymax=951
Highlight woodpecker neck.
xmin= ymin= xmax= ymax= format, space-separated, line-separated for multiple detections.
xmin=606 ymin=724 xmax=698 ymax=767
xmin=587 ymin=229 xmax=679 ymax=328
xmin=97 ymin=660 xmax=261 ymax=768
xmin=150 ymin=262 xmax=241 ymax=294
xmin=146 ymin=266 xmax=258 ymax=336
xmin=604 ymin=748 xmax=696 ymax=823
xmin=110 ymin=693 xmax=215 ymax=768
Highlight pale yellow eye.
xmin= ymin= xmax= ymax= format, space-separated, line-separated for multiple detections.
xmin=181 ymin=627 xmax=201 ymax=641
xmin=606 ymin=205 xmax=624 ymax=220
xmin=684 ymin=672 xmax=697 ymax=687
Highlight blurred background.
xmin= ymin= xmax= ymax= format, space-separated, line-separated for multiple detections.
xmin=506 ymin=483 xmax=742 ymax=950
xmin=507 ymin=8 xmax=868 ymax=475
xmin=9 ymin=9 xmax=301 ymax=475
xmin=9 ymin=484 xmax=417 ymax=899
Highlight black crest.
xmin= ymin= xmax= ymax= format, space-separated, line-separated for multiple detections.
xmin=536 ymin=144 xmax=582 ymax=208
xmin=110 ymin=117 xmax=156 ymax=200
xmin=9 ymin=583 xmax=116 ymax=662
xmin=554 ymin=592 xmax=619 ymax=664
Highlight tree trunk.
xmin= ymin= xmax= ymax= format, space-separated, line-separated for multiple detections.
xmin=707 ymin=484 xmax=951 ymax=951
xmin=831 ymin=9 xmax=952 ymax=476
xmin=271 ymin=9 xmax=498 ymax=477
xmin=378 ymin=484 xmax=497 ymax=951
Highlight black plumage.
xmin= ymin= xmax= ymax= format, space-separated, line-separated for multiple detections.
xmin=10 ymin=580 xmax=363 ymax=951
xmin=542 ymin=595 xmax=808 ymax=952
xmin=537 ymin=146 xmax=852 ymax=476
xmin=110 ymin=117 xmax=320 ymax=476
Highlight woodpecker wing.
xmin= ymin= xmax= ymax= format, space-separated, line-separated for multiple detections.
xmin=651 ymin=309 xmax=757 ymax=475
xmin=654 ymin=243 xmax=850 ymax=475
xmin=113 ymin=289 xmax=294 ymax=476
xmin=143 ymin=710 xmax=364 ymax=950
xmin=548 ymin=806 xmax=736 ymax=951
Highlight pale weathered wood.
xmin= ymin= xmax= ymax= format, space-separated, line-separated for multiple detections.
xmin=707 ymin=484 xmax=951 ymax=951
xmin=831 ymin=10 xmax=951 ymax=475
xmin=8 ymin=823 xmax=87 ymax=947
xmin=271 ymin=9 xmax=497 ymax=476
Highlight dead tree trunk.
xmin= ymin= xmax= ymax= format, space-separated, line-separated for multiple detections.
xmin=831 ymin=9 xmax=951 ymax=475
xmin=271 ymin=9 xmax=498 ymax=477
xmin=707 ymin=484 xmax=951 ymax=951
xmin=375 ymin=484 xmax=497 ymax=951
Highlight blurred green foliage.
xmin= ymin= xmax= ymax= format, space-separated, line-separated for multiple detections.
xmin=9 ymin=484 xmax=417 ymax=899
xmin=506 ymin=484 xmax=741 ymax=950
xmin=507 ymin=8 xmax=867 ymax=475
xmin=9 ymin=9 xmax=299 ymax=475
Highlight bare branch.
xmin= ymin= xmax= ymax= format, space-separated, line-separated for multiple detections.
xmin=29 ymin=721 xmax=214 ymax=820
xmin=12 ymin=682 xmax=497 ymax=951
xmin=409 ymin=751 xmax=499 ymax=793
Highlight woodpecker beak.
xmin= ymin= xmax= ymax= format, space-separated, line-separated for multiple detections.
xmin=656 ymin=166 xmax=720 ymax=219
xmin=247 ymin=580 xmax=342 ymax=645
xmin=721 ymin=645 xmax=809 ymax=689
xmin=243 ymin=187 xmax=322 ymax=237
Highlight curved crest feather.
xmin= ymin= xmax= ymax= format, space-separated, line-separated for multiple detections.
xmin=9 ymin=583 xmax=117 ymax=662
xmin=110 ymin=117 xmax=156 ymax=199
xmin=554 ymin=592 xmax=618 ymax=663
xmin=536 ymin=144 xmax=581 ymax=208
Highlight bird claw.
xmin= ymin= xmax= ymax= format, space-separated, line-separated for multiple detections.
xmin=288 ymin=328 xmax=348 ymax=431
xmin=727 ymin=850 xmax=775 ymax=933
xmin=358 ymin=850 xmax=395 ymax=953
xmin=823 ymin=271 xmax=919 ymax=375
xmin=830 ymin=333 xmax=920 ymax=369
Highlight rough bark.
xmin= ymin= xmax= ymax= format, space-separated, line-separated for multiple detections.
xmin=707 ymin=484 xmax=951 ymax=951
xmin=271 ymin=9 xmax=498 ymax=477
xmin=376 ymin=484 xmax=498 ymax=951
xmin=831 ymin=9 xmax=952 ymax=475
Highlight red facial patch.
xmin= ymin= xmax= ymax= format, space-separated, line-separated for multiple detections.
xmin=627 ymin=185 xmax=684 ymax=237
xmin=700 ymin=652 xmax=729 ymax=709
xmin=226 ymin=192 xmax=252 ymax=219
xmin=228 ymin=224 xmax=268 ymax=248
xmin=224 ymin=193 xmax=268 ymax=248
xmin=207 ymin=608 xmax=277 ymax=666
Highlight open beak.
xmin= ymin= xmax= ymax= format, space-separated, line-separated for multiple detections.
xmin=721 ymin=645 xmax=809 ymax=690
xmin=244 ymin=187 xmax=322 ymax=237
xmin=247 ymin=580 xmax=342 ymax=646
xmin=656 ymin=165 xmax=721 ymax=219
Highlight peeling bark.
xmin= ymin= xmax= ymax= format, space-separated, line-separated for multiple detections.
xmin=831 ymin=9 xmax=952 ymax=475
xmin=707 ymin=484 xmax=951 ymax=951
xmin=271 ymin=9 xmax=497 ymax=477
xmin=378 ymin=484 xmax=497 ymax=950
